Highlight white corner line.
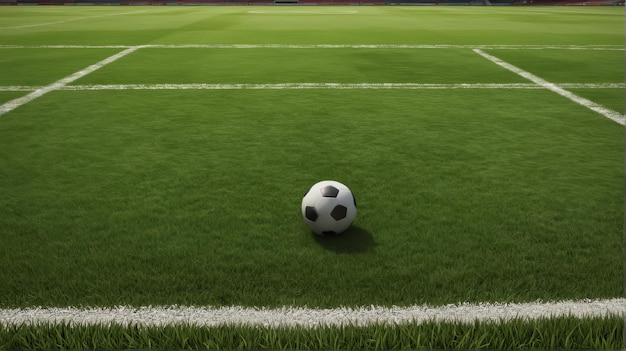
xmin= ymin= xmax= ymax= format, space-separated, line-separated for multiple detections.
xmin=473 ymin=49 xmax=625 ymax=126
xmin=0 ymin=46 xmax=141 ymax=117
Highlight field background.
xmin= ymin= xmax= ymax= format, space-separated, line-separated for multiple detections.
xmin=0 ymin=7 xmax=623 ymax=311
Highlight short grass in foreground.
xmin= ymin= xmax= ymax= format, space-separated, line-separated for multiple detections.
xmin=0 ymin=316 xmax=623 ymax=350
xmin=1 ymin=88 xmax=622 ymax=307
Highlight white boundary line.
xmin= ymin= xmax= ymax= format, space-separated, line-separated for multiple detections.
xmin=473 ymin=49 xmax=625 ymax=125
xmin=0 ymin=44 xmax=623 ymax=50
xmin=0 ymin=45 xmax=134 ymax=49
xmin=0 ymin=47 xmax=140 ymax=117
xmin=63 ymin=83 xmax=542 ymax=90
xmin=1 ymin=299 xmax=624 ymax=327
xmin=2 ymin=83 xmax=623 ymax=92
xmin=58 ymin=82 xmax=626 ymax=90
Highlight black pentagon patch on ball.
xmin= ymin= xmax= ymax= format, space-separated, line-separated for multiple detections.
xmin=322 ymin=230 xmax=337 ymax=236
xmin=320 ymin=185 xmax=339 ymax=198
xmin=330 ymin=205 xmax=348 ymax=220
xmin=305 ymin=206 xmax=318 ymax=221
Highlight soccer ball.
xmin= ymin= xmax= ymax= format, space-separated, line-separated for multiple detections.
xmin=301 ymin=180 xmax=357 ymax=236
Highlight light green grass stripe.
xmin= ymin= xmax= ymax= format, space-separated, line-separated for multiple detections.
xmin=0 ymin=10 xmax=146 ymax=30
xmin=2 ymin=299 xmax=624 ymax=327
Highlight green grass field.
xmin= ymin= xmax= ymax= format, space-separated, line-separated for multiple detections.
xmin=0 ymin=6 xmax=624 ymax=349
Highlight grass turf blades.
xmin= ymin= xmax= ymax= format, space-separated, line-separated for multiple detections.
xmin=1 ymin=89 xmax=622 ymax=308
xmin=0 ymin=316 xmax=623 ymax=350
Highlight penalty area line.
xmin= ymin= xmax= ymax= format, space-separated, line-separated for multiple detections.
xmin=62 ymin=83 xmax=547 ymax=90
xmin=473 ymin=49 xmax=625 ymax=125
xmin=1 ymin=298 xmax=625 ymax=328
xmin=0 ymin=46 xmax=140 ymax=117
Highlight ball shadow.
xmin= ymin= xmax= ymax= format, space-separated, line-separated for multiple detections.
xmin=312 ymin=225 xmax=376 ymax=254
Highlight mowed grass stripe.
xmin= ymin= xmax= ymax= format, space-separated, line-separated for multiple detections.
xmin=0 ymin=10 xmax=146 ymax=30
xmin=2 ymin=299 xmax=625 ymax=327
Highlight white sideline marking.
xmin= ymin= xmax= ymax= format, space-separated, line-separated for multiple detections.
xmin=2 ymin=83 xmax=623 ymax=92
xmin=0 ymin=44 xmax=623 ymax=50
xmin=63 ymin=83 xmax=546 ymax=90
xmin=474 ymin=49 xmax=625 ymax=125
xmin=0 ymin=10 xmax=146 ymax=30
xmin=0 ymin=45 xmax=134 ymax=49
xmin=0 ymin=47 xmax=140 ymax=117
xmin=143 ymin=44 xmax=625 ymax=50
xmin=0 ymin=86 xmax=42 ymax=92
xmin=1 ymin=299 xmax=624 ymax=327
